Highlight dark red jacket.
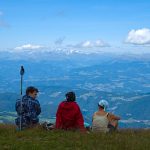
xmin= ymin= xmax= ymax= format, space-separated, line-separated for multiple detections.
xmin=56 ymin=101 xmax=84 ymax=130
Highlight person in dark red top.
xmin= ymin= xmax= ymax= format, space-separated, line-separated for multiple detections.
xmin=56 ymin=91 xmax=85 ymax=131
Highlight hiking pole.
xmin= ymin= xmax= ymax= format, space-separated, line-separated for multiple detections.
xmin=20 ymin=66 xmax=25 ymax=95
xmin=19 ymin=66 xmax=25 ymax=130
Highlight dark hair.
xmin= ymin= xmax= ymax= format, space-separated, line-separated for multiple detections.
xmin=65 ymin=91 xmax=76 ymax=102
xmin=98 ymin=105 xmax=104 ymax=110
xmin=26 ymin=86 xmax=39 ymax=95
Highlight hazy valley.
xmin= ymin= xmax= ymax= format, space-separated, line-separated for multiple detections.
xmin=0 ymin=51 xmax=150 ymax=128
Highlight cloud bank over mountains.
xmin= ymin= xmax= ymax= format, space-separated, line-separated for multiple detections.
xmin=11 ymin=29 xmax=150 ymax=55
xmin=1 ymin=19 xmax=150 ymax=54
xmin=13 ymin=39 xmax=110 ymax=54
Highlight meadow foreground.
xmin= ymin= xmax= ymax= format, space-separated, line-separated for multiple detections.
xmin=0 ymin=124 xmax=150 ymax=150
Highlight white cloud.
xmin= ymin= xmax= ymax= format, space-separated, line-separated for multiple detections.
xmin=95 ymin=40 xmax=109 ymax=47
xmin=14 ymin=44 xmax=44 ymax=51
xmin=76 ymin=40 xmax=109 ymax=48
xmin=126 ymin=28 xmax=150 ymax=45
xmin=81 ymin=40 xmax=92 ymax=48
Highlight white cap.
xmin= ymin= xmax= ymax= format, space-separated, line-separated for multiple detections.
xmin=98 ymin=100 xmax=109 ymax=110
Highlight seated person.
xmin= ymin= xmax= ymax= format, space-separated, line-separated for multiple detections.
xmin=55 ymin=91 xmax=85 ymax=131
xmin=92 ymin=100 xmax=120 ymax=133
xmin=15 ymin=86 xmax=41 ymax=129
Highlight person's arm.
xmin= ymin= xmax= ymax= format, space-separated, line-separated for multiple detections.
xmin=36 ymin=102 xmax=41 ymax=115
xmin=92 ymin=115 xmax=94 ymax=123
xmin=92 ymin=112 xmax=97 ymax=122
xmin=108 ymin=113 xmax=121 ymax=121
xmin=75 ymin=105 xmax=86 ymax=131
xmin=35 ymin=100 xmax=41 ymax=115
xmin=55 ymin=103 xmax=62 ymax=129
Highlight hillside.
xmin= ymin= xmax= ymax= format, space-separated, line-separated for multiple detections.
xmin=0 ymin=124 xmax=150 ymax=150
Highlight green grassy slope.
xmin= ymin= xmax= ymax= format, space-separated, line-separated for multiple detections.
xmin=0 ymin=124 xmax=150 ymax=150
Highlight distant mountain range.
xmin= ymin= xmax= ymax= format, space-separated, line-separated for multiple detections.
xmin=1 ymin=49 xmax=150 ymax=61
xmin=0 ymin=50 xmax=150 ymax=128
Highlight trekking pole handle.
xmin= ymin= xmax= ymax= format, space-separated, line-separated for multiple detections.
xmin=20 ymin=66 xmax=25 ymax=76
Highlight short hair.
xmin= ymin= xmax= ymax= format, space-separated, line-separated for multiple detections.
xmin=65 ymin=91 xmax=76 ymax=102
xmin=98 ymin=105 xmax=104 ymax=110
xmin=26 ymin=86 xmax=39 ymax=95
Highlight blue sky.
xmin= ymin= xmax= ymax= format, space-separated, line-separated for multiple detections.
xmin=0 ymin=0 xmax=150 ymax=53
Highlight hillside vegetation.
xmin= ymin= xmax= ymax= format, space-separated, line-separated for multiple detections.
xmin=0 ymin=124 xmax=150 ymax=150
